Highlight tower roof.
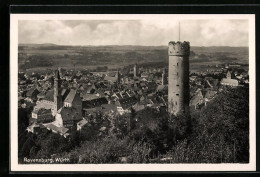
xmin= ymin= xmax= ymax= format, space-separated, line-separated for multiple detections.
xmin=163 ymin=68 xmax=166 ymax=74
xmin=55 ymin=69 xmax=61 ymax=79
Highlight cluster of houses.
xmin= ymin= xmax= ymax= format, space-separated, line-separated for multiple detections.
xmin=20 ymin=66 xmax=168 ymax=137
xmin=19 ymin=63 xmax=248 ymax=138
xmin=189 ymin=69 xmax=248 ymax=111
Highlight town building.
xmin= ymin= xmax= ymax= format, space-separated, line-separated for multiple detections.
xmin=221 ymin=71 xmax=239 ymax=87
xmin=116 ymin=96 xmax=138 ymax=115
xmin=30 ymin=69 xmax=83 ymax=135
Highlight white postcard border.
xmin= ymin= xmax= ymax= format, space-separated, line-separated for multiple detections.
xmin=10 ymin=14 xmax=256 ymax=172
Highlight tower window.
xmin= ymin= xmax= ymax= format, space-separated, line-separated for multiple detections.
xmin=177 ymin=63 xmax=178 ymax=66
xmin=176 ymin=94 xmax=179 ymax=96
xmin=176 ymin=102 xmax=178 ymax=105
xmin=176 ymin=84 xmax=179 ymax=87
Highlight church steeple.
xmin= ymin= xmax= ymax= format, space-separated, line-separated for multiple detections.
xmin=162 ymin=68 xmax=167 ymax=85
xmin=54 ymin=68 xmax=62 ymax=112
xmin=55 ymin=69 xmax=61 ymax=79
xmin=117 ymin=70 xmax=121 ymax=84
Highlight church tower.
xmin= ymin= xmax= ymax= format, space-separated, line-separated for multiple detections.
xmin=54 ymin=68 xmax=63 ymax=112
xmin=168 ymin=41 xmax=190 ymax=115
xmin=162 ymin=68 xmax=167 ymax=85
xmin=117 ymin=70 xmax=121 ymax=84
xmin=133 ymin=63 xmax=139 ymax=77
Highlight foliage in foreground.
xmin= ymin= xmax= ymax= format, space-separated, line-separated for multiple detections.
xmin=18 ymin=87 xmax=249 ymax=163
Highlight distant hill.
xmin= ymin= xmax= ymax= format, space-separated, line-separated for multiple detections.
xmin=19 ymin=43 xmax=58 ymax=47
xmin=18 ymin=44 xmax=249 ymax=71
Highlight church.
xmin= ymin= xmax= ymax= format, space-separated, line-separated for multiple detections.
xmin=31 ymin=69 xmax=82 ymax=132
xmin=220 ymin=71 xmax=239 ymax=87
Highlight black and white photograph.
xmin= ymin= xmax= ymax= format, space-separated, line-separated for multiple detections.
xmin=10 ymin=14 xmax=256 ymax=171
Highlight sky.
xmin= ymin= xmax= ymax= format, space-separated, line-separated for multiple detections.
xmin=18 ymin=19 xmax=249 ymax=47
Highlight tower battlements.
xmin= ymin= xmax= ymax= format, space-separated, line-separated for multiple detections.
xmin=168 ymin=41 xmax=190 ymax=56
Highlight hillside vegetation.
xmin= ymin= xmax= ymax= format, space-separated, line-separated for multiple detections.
xmin=18 ymin=87 xmax=249 ymax=163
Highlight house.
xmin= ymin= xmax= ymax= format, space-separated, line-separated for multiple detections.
xmin=156 ymin=85 xmax=168 ymax=93
xmin=37 ymin=91 xmax=47 ymax=100
xmin=100 ymin=104 xmax=117 ymax=114
xmin=141 ymin=72 xmax=149 ymax=78
xmin=26 ymin=123 xmax=45 ymax=134
xmin=116 ymin=96 xmax=138 ymax=115
xmin=190 ymin=89 xmax=205 ymax=110
xmin=204 ymin=90 xmax=217 ymax=103
xmin=221 ymin=78 xmax=239 ymax=87
xmin=104 ymin=72 xmax=119 ymax=84
xmin=82 ymin=107 xmax=102 ymax=122
xmin=55 ymin=107 xmax=82 ymax=128
xmin=146 ymin=82 xmax=157 ymax=93
xmin=44 ymin=123 xmax=70 ymax=138
xmin=31 ymin=108 xmax=54 ymax=123
xmin=26 ymin=88 xmax=40 ymax=101
xmin=132 ymin=102 xmax=145 ymax=112
xmin=82 ymin=97 xmax=108 ymax=109
xmin=77 ymin=119 xmax=88 ymax=131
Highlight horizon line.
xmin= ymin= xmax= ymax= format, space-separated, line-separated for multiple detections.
xmin=18 ymin=43 xmax=249 ymax=48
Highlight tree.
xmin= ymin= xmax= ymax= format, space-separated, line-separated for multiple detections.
xmin=36 ymin=133 xmax=70 ymax=158
xmin=21 ymin=136 xmax=36 ymax=157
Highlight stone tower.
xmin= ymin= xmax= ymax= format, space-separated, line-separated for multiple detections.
xmin=117 ymin=70 xmax=121 ymax=84
xmin=226 ymin=70 xmax=232 ymax=79
xmin=54 ymin=69 xmax=63 ymax=112
xmin=133 ymin=63 xmax=139 ymax=77
xmin=168 ymin=41 xmax=190 ymax=115
xmin=162 ymin=68 xmax=167 ymax=85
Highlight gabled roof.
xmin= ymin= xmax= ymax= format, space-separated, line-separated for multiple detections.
xmin=157 ymin=85 xmax=167 ymax=92
xmin=132 ymin=103 xmax=145 ymax=112
xmin=44 ymin=123 xmax=69 ymax=135
xmin=100 ymin=104 xmax=117 ymax=113
xmin=77 ymin=119 xmax=88 ymax=127
xmin=221 ymin=78 xmax=239 ymax=85
xmin=205 ymin=90 xmax=217 ymax=99
xmin=115 ymin=93 xmax=123 ymax=99
xmin=82 ymin=93 xmax=100 ymax=101
xmin=60 ymin=107 xmax=81 ymax=121
xmin=190 ymin=93 xmax=204 ymax=106
xmin=33 ymin=108 xmax=52 ymax=115
xmin=118 ymin=96 xmax=138 ymax=110
xmin=26 ymin=88 xmax=40 ymax=97
xmin=104 ymin=75 xmax=118 ymax=83
xmin=45 ymin=90 xmax=54 ymax=102
xmin=82 ymin=97 xmax=108 ymax=109
xmin=37 ymin=91 xmax=46 ymax=98
xmin=64 ymin=89 xmax=77 ymax=103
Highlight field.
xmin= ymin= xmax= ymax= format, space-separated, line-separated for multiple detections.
xmin=18 ymin=44 xmax=249 ymax=72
